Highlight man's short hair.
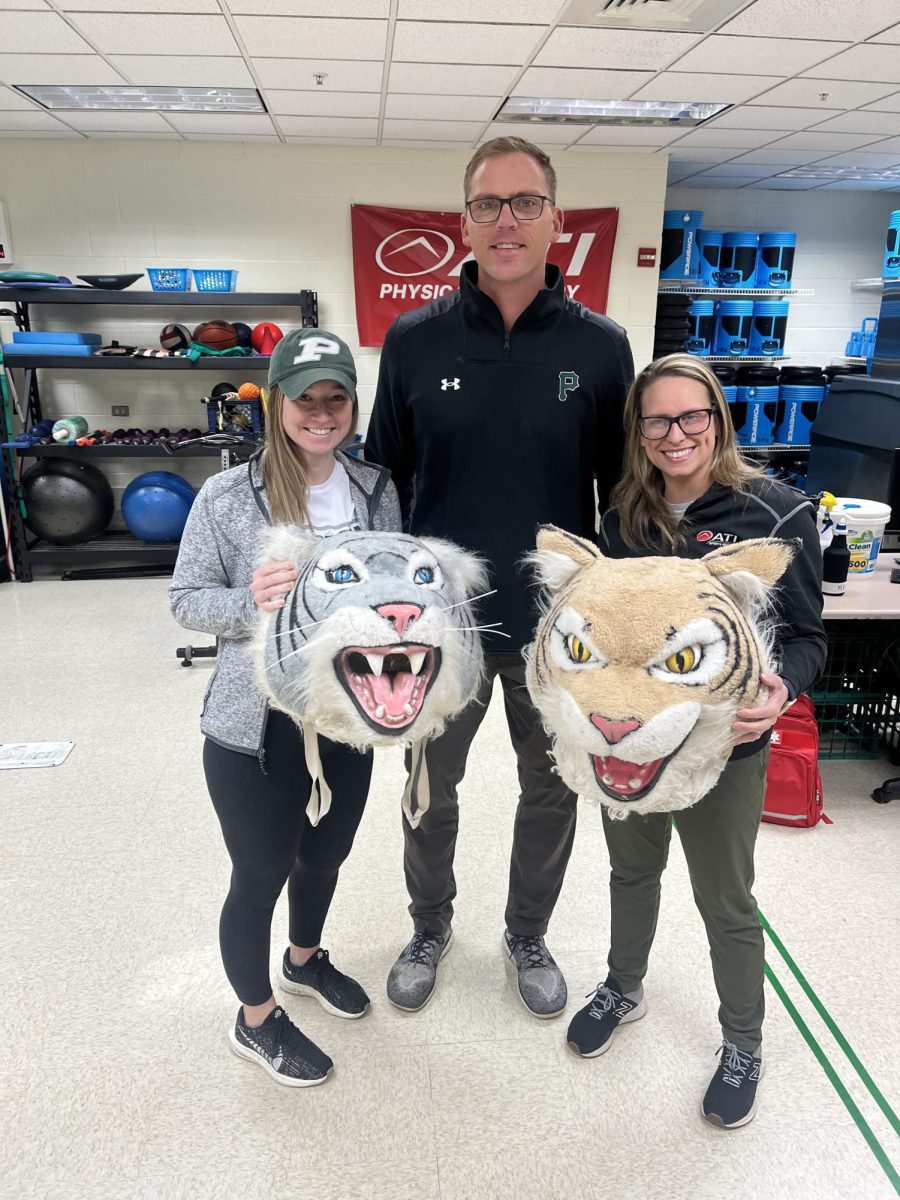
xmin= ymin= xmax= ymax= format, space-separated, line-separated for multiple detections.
xmin=463 ymin=137 xmax=557 ymax=204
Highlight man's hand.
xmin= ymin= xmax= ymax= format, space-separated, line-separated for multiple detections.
xmin=251 ymin=560 xmax=298 ymax=611
xmin=732 ymin=673 xmax=789 ymax=746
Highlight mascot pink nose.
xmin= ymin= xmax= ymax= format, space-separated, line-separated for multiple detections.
xmin=590 ymin=715 xmax=642 ymax=744
xmin=376 ymin=603 xmax=422 ymax=638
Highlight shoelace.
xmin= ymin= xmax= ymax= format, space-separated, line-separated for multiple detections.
xmin=584 ymin=983 xmax=621 ymax=1022
xmin=509 ymin=935 xmax=550 ymax=970
xmin=405 ymin=931 xmax=442 ymax=967
xmin=717 ymin=1040 xmax=753 ymax=1088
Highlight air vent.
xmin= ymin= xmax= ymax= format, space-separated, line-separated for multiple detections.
xmin=560 ymin=0 xmax=749 ymax=33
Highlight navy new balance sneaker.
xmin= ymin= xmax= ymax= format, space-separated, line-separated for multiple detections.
xmin=702 ymin=1040 xmax=764 ymax=1128
xmin=566 ymin=976 xmax=646 ymax=1057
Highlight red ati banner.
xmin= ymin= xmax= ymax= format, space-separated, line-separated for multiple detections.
xmin=350 ymin=203 xmax=619 ymax=348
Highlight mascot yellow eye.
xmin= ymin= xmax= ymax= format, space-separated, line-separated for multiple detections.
xmin=665 ymin=646 xmax=699 ymax=674
xmin=567 ymin=635 xmax=593 ymax=664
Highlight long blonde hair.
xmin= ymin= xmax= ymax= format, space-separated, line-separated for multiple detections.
xmin=261 ymin=384 xmax=359 ymax=527
xmin=611 ymin=354 xmax=764 ymax=552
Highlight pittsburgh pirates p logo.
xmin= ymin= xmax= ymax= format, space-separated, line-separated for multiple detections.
xmin=558 ymin=371 xmax=579 ymax=402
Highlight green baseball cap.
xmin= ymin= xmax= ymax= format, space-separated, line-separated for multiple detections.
xmin=267 ymin=327 xmax=358 ymax=402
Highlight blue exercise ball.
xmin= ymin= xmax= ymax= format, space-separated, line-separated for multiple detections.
xmin=121 ymin=471 xmax=196 ymax=543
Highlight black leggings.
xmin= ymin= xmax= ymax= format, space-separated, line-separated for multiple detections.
xmin=203 ymin=710 xmax=372 ymax=1006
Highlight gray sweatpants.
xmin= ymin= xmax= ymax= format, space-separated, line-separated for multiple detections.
xmin=402 ymin=655 xmax=578 ymax=939
xmin=601 ymin=747 xmax=769 ymax=1053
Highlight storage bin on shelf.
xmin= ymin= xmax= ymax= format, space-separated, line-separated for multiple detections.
xmin=147 ymin=267 xmax=191 ymax=292
xmin=811 ymin=622 xmax=900 ymax=759
xmin=192 ymin=269 xmax=239 ymax=293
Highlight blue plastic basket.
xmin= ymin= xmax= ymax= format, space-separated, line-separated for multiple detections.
xmin=147 ymin=267 xmax=191 ymax=292
xmin=192 ymin=269 xmax=238 ymax=293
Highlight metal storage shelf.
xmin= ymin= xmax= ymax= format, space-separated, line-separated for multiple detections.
xmin=741 ymin=443 xmax=811 ymax=454
xmin=703 ymin=355 xmax=787 ymax=363
xmin=0 ymin=287 xmax=316 ymax=310
xmin=850 ymin=279 xmax=884 ymax=292
xmin=4 ymin=442 xmax=257 ymax=459
xmin=3 ymin=354 xmax=270 ymax=370
xmin=25 ymin=530 xmax=179 ymax=565
xmin=658 ymin=285 xmax=814 ymax=297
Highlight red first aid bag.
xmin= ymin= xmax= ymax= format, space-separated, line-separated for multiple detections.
xmin=763 ymin=694 xmax=826 ymax=827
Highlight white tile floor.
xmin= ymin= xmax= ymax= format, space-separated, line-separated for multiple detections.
xmin=1 ymin=577 xmax=899 ymax=1200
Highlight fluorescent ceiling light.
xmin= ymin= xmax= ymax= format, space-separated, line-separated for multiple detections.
xmin=778 ymin=165 xmax=900 ymax=181
xmin=14 ymin=85 xmax=266 ymax=113
xmin=496 ymin=97 xmax=730 ymax=126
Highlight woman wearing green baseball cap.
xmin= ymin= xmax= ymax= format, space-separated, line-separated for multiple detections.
xmin=171 ymin=327 xmax=401 ymax=1087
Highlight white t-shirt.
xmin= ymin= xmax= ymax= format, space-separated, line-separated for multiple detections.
xmin=667 ymin=499 xmax=692 ymax=522
xmin=307 ymin=459 xmax=360 ymax=538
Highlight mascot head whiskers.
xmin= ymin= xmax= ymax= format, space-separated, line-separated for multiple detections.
xmin=525 ymin=526 xmax=794 ymax=818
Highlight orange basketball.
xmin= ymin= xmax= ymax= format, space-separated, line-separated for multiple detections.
xmin=238 ymin=382 xmax=260 ymax=400
xmin=192 ymin=320 xmax=238 ymax=350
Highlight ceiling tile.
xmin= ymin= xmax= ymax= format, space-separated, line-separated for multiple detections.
xmin=870 ymin=20 xmax=900 ymax=42
xmin=255 ymin=58 xmax=385 ymax=91
xmin=58 ymin=0 xmax=219 ymax=9
xmin=230 ymin=0 xmax=388 ymax=13
xmin=809 ymin=111 xmax=900 ymax=135
xmin=684 ymin=176 xmax=754 ymax=187
xmin=674 ymin=36 xmax=847 ymax=77
xmin=267 ymin=90 xmax=380 ymax=117
xmin=88 ymin=131 xmax=180 ymax=139
xmin=382 ymin=118 xmax=484 ymax=140
xmin=0 ymin=83 xmax=42 ymax=109
xmin=803 ymin=44 xmax=900 ymax=83
xmin=667 ymin=159 xmax=721 ymax=176
xmin=485 ymin=121 xmax=576 ymax=144
xmin=61 ymin=111 xmax=175 ymax=132
xmin=511 ymin=67 xmax=653 ymax=101
xmin=164 ymin=112 xmax=276 ymax=134
xmin=771 ymin=130 xmax=887 ymax=151
xmin=0 ymin=108 xmax=70 ymax=129
xmin=751 ymin=77 xmax=898 ymax=108
xmin=184 ymin=132 xmax=280 ymax=141
xmin=672 ymin=127 xmax=787 ymax=148
xmin=385 ymin=94 xmax=501 ymax=121
xmin=0 ymin=1 xmax=52 ymax=9
xmin=814 ymin=150 xmax=900 ymax=167
xmin=70 ymin=13 xmax=240 ymax=57
xmin=535 ymin=28 xmax=700 ymax=71
xmin=388 ymin=62 xmax=517 ymax=94
xmin=668 ymin=146 xmax=742 ymax=161
xmin=0 ymin=54 xmax=126 ymax=85
xmin=111 ymin=57 xmax=254 ymax=88
xmin=399 ymin=0 xmax=560 ymax=18
xmin=730 ymin=147 xmax=839 ymax=164
xmin=392 ymin=21 xmax=543 ymax=65
xmin=0 ymin=129 xmax=82 ymax=137
xmin=866 ymin=135 xmax=900 ymax=153
xmin=566 ymin=143 xmax=660 ymax=153
xmin=577 ymin=125 xmax=688 ymax=147
xmin=631 ymin=72 xmax=782 ymax=105
xmin=698 ymin=161 xmax=782 ymax=177
xmin=0 ymin=10 xmax=94 ymax=53
xmin=745 ymin=177 xmax=827 ymax=189
xmin=711 ymin=105 xmax=839 ymax=130
xmin=381 ymin=139 xmax=472 ymax=148
xmin=721 ymin=0 xmax=900 ymax=41
xmin=285 ymin=135 xmax=375 ymax=144
xmin=816 ymin=178 xmax=900 ymax=189
xmin=235 ymin=15 xmax=387 ymax=58
xmin=863 ymin=92 xmax=900 ymax=114
xmin=277 ymin=115 xmax=379 ymax=136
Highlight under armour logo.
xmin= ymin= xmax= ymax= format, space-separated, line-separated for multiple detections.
xmin=441 ymin=378 xmax=461 ymax=391
xmin=558 ymin=371 xmax=580 ymax=402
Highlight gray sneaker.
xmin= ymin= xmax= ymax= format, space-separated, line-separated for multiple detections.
xmin=386 ymin=929 xmax=452 ymax=1011
xmin=503 ymin=930 xmax=567 ymax=1018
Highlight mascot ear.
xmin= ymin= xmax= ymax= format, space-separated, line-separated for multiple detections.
xmin=533 ymin=525 xmax=602 ymax=594
xmin=703 ymin=537 xmax=796 ymax=611
xmin=260 ymin=524 xmax=319 ymax=569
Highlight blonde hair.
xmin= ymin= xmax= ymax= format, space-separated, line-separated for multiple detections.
xmin=463 ymin=136 xmax=557 ymax=203
xmin=261 ymin=383 xmax=359 ymax=528
xmin=611 ymin=354 xmax=764 ymax=552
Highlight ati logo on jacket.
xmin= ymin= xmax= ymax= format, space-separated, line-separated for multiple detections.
xmin=696 ymin=530 xmax=740 ymax=545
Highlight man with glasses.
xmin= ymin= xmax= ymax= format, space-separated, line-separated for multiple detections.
xmin=366 ymin=137 xmax=634 ymax=1017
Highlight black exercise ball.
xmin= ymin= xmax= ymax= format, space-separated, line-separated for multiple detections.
xmin=22 ymin=458 xmax=114 ymax=545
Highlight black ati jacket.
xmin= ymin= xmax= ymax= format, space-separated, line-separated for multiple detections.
xmin=366 ymin=261 xmax=635 ymax=652
xmin=600 ymin=478 xmax=828 ymax=759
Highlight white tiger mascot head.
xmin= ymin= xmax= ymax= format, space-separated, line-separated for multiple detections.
xmin=255 ymin=528 xmax=486 ymax=826
xmin=525 ymin=526 xmax=794 ymax=818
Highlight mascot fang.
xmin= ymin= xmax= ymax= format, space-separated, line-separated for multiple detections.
xmin=255 ymin=528 xmax=487 ymax=828
xmin=526 ymin=525 xmax=794 ymax=818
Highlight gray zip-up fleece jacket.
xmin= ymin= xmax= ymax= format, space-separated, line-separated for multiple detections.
xmin=169 ymin=449 xmax=401 ymax=759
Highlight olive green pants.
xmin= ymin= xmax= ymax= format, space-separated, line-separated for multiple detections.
xmin=601 ymin=746 xmax=769 ymax=1053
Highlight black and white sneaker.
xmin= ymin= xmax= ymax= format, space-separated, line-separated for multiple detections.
xmin=228 ymin=1005 xmax=333 ymax=1088
xmin=386 ymin=929 xmax=452 ymax=1012
xmin=279 ymin=948 xmax=370 ymax=1019
xmin=702 ymin=1040 xmax=764 ymax=1129
xmin=566 ymin=976 xmax=646 ymax=1057
xmin=503 ymin=931 xmax=567 ymax=1018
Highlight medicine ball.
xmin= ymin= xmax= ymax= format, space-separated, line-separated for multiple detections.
xmin=22 ymin=458 xmax=114 ymax=546
xmin=251 ymin=321 xmax=283 ymax=355
xmin=232 ymin=321 xmax=253 ymax=348
xmin=160 ymin=322 xmax=192 ymax=351
xmin=192 ymin=320 xmax=238 ymax=350
xmin=121 ymin=471 xmax=197 ymax=543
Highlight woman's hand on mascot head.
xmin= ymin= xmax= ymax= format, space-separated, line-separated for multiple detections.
xmin=731 ymin=673 xmax=790 ymax=746
xmin=251 ymin=560 xmax=298 ymax=612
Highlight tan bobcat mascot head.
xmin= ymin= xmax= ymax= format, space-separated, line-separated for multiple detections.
xmin=526 ymin=526 xmax=795 ymax=818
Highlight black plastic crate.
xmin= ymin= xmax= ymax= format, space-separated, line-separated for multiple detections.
xmin=812 ymin=621 xmax=900 ymax=758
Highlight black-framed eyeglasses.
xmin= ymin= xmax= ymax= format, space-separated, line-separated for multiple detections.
xmin=638 ymin=409 xmax=715 ymax=440
xmin=464 ymin=194 xmax=553 ymax=223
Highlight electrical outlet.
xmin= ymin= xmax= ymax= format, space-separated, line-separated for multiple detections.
xmin=111 ymin=405 xmax=129 ymax=417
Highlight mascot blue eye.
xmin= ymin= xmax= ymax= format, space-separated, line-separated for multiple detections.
xmin=414 ymin=566 xmax=434 ymax=584
xmin=326 ymin=565 xmax=359 ymax=585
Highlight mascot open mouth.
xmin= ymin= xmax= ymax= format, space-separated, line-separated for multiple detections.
xmin=589 ymin=731 xmax=691 ymax=804
xmin=337 ymin=645 xmax=441 ymax=734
